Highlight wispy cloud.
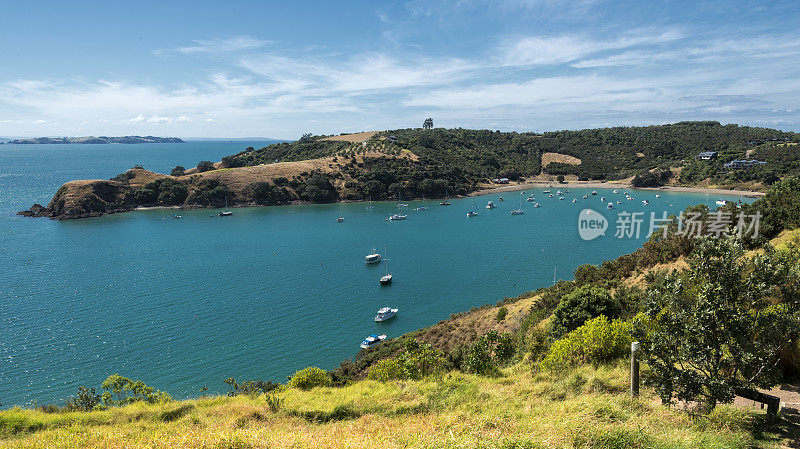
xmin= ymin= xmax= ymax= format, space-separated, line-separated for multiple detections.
xmin=154 ymin=36 xmax=271 ymax=56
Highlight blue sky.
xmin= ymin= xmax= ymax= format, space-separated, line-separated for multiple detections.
xmin=1 ymin=0 xmax=799 ymax=139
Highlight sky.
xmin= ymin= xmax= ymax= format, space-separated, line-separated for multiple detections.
xmin=1 ymin=0 xmax=799 ymax=139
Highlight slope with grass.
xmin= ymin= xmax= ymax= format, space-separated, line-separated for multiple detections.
xmin=0 ymin=363 xmax=778 ymax=449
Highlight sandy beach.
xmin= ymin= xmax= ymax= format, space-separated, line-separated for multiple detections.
xmin=469 ymin=180 xmax=765 ymax=198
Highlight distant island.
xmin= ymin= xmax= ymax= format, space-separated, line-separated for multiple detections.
xmin=8 ymin=136 xmax=184 ymax=144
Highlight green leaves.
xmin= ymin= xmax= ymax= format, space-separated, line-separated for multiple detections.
xmin=99 ymin=374 xmax=171 ymax=407
xmin=635 ymin=236 xmax=800 ymax=410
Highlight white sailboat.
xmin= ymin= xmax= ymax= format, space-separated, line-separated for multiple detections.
xmin=380 ymin=244 xmax=392 ymax=285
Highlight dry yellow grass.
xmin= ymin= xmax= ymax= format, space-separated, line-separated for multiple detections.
xmin=541 ymin=152 xmax=581 ymax=168
xmin=321 ymin=131 xmax=380 ymax=143
xmin=0 ymin=364 xmax=769 ymax=448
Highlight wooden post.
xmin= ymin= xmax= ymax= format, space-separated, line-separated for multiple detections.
xmin=631 ymin=341 xmax=640 ymax=397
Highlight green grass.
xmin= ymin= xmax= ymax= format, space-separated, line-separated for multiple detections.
xmin=0 ymin=362 xmax=783 ymax=448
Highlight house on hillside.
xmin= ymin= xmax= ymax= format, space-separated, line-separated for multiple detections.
xmin=697 ymin=151 xmax=718 ymax=160
xmin=724 ymin=159 xmax=766 ymax=169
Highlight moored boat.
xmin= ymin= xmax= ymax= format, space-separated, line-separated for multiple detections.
xmin=374 ymin=307 xmax=398 ymax=322
xmin=360 ymin=334 xmax=387 ymax=349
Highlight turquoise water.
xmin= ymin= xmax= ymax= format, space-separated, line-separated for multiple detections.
xmin=0 ymin=143 xmax=753 ymax=406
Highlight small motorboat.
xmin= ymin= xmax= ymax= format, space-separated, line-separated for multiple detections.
xmin=486 ymin=201 xmax=496 ymax=209
xmin=601 ymin=197 xmax=605 ymax=202
xmin=715 ymin=200 xmax=727 ymax=206
xmin=607 ymin=202 xmax=614 ymax=209
xmin=559 ymin=196 xmax=565 ymax=200
xmin=439 ymin=201 xmax=451 ymax=206
xmin=365 ymin=251 xmax=382 ymax=264
xmin=582 ymin=194 xmax=589 ymax=199
xmin=388 ymin=214 xmax=407 ymax=220
xmin=526 ymin=197 xmax=536 ymax=202
xmin=360 ymin=334 xmax=387 ymax=349
xmin=543 ymin=190 xmax=550 ymax=193
xmin=414 ymin=205 xmax=428 ymax=211
xmin=397 ymin=203 xmax=408 ymax=207
xmin=467 ymin=211 xmax=478 ymax=217
xmin=498 ymin=197 xmax=504 ymax=202
xmin=591 ymin=191 xmax=598 ymax=195
xmin=642 ymin=200 xmax=650 ymax=205
xmin=533 ymin=202 xmax=541 ymax=208
xmin=548 ymin=194 xmax=554 ymax=198
xmin=572 ymin=198 xmax=577 ymax=203
xmin=613 ymin=189 xmax=619 ymax=194
xmin=219 ymin=211 xmax=233 ymax=217
xmin=616 ymin=201 xmax=621 ymax=204
xmin=556 ymin=190 xmax=562 ymax=195
xmin=655 ymin=194 xmax=661 ymax=198
xmin=511 ymin=209 xmax=525 ymax=215
xmin=337 ymin=217 xmax=344 ymax=222
xmin=564 ymin=189 xmax=570 ymax=193
xmin=374 ymin=307 xmax=398 ymax=322
xmin=172 ymin=215 xmax=182 ymax=219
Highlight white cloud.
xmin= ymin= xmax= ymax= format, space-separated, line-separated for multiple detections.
xmin=155 ymin=36 xmax=271 ymax=55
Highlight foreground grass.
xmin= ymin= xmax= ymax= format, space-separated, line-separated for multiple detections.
xmin=0 ymin=363 xmax=780 ymax=448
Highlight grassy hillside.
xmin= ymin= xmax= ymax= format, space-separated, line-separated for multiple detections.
xmin=0 ymin=363 xmax=778 ymax=448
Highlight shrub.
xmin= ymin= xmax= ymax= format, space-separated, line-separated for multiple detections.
xmin=197 ymin=161 xmax=215 ymax=172
xmin=550 ymin=285 xmax=620 ymax=337
xmin=65 ymin=387 xmax=101 ymax=411
xmin=465 ymin=331 xmax=516 ymax=375
xmin=224 ymin=378 xmax=280 ymax=397
xmin=170 ymin=166 xmax=185 ymax=177
xmin=540 ymin=316 xmax=632 ymax=371
xmin=99 ymin=374 xmax=172 ymax=406
xmin=288 ymin=367 xmax=331 ymax=390
xmin=396 ymin=339 xmax=445 ymax=380
xmin=265 ymin=394 xmax=284 ymax=413
xmin=495 ymin=307 xmax=508 ymax=321
xmin=367 ymin=359 xmax=403 ymax=382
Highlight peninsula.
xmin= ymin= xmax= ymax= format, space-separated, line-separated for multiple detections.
xmin=8 ymin=136 xmax=184 ymax=144
xmin=18 ymin=122 xmax=798 ymax=219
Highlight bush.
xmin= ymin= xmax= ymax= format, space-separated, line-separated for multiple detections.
xmin=495 ymin=307 xmax=508 ymax=321
xmin=197 ymin=161 xmax=215 ymax=172
xmin=99 ymin=374 xmax=172 ymax=407
xmin=465 ymin=331 xmax=516 ymax=375
xmin=223 ymin=378 xmax=280 ymax=397
xmin=551 ymin=285 xmax=620 ymax=337
xmin=65 ymin=387 xmax=101 ymax=411
xmin=288 ymin=367 xmax=331 ymax=390
xmin=366 ymin=359 xmax=403 ymax=382
xmin=540 ymin=316 xmax=632 ymax=371
xmin=170 ymin=166 xmax=185 ymax=177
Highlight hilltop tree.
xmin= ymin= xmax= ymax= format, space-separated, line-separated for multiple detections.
xmin=423 ymin=118 xmax=433 ymax=129
xmin=170 ymin=166 xmax=185 ymax=177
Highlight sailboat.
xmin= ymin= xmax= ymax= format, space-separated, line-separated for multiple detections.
xmin=218 ymin=198 xmax=233 ymax=216
xmin=440 ymin=190 xmax=451 ymax=206
xmin=365 ymin=195 xmax=374 ymax=210
xmin=466 ymin=198 xmax=478 ymax=217
xmin=337 ymin=204 xmax=344 ymax=222
xmin=380 ymin=244 xmax=392 ymax=285
xmin=414 ymin=195 xmax=428 ymax=211
xmin=511 ymin=193 xmax=525 ymax=215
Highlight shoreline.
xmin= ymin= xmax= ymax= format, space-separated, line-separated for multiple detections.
xmin=468 ymin=181 xmax=765 ymax=198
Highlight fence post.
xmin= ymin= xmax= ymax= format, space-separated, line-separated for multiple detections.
xmin=631 ymin=341 xmax=640 ymax=397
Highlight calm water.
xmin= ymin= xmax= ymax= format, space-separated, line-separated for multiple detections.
xmin=0 ymin=142 xmax=752 ymax=406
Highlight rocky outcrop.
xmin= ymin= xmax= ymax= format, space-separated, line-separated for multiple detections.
xmin=18 ymin=180 xmax=134 ymax=219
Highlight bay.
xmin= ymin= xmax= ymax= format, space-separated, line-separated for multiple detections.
xmin=0 ymin=142 xmax=753 ymax=406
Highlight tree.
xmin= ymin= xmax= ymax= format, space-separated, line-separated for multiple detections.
xmin=197 ymin=161 xmax=215 ymax=172
xmin=635 ymin=237 xmax=800 ymax=411
xmin=170 ymin=166 xmax=185 ymax=177
xmin=556 ymin=174 xmax=565 ymax=183
xmin=551 ymin=285 xmax=620 ymax=337
xmin=423 ymin=118 xmax=433 ymax=129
